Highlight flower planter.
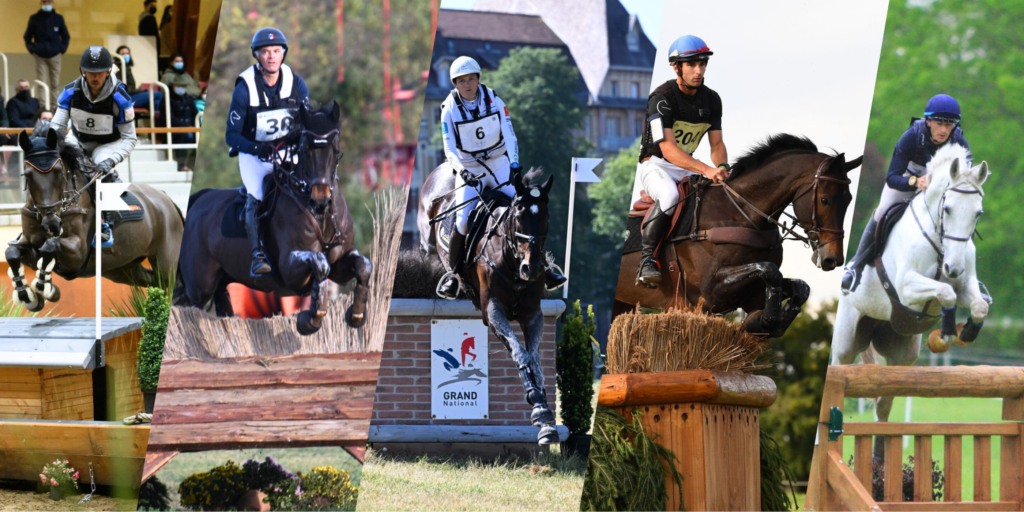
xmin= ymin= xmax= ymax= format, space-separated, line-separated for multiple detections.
xmin=561 ymin=434 xmax=592 ymax=459
xmin=143 ymin=390 xmax=157 ymax=414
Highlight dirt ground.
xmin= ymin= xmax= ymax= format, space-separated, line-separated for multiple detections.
xmin=0 ymin=488 xmax=137 ymax=511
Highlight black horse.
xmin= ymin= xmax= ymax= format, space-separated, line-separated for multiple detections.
xmin=177 ymin=101 xmax=371 ymax=334
xmin=418 ymin=165 xmax=559 ymax=444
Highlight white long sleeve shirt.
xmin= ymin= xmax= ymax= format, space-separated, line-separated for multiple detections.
xmin=439 ymin=85 xmax=519 ymax=171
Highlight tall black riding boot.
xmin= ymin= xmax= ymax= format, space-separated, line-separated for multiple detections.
xmin=437 ymin=231 xmax=465 ymax=299
xmin=245 ymin=194 xmax=272 ymax=277
xmin=544 ymin=264 xmax=567 ymax=291
xmin=636 ymin=201 xmax=673 ymax=288
xmin=841 ymin=218 xmax=878 ymax=294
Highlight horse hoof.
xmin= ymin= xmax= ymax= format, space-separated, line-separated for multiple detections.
xmin=345 ymin=306 xmax=367 ymax=328
xmin=927 ymin=329 xmax=951 ymax=353
xmin=296 ymin=310 xmax=322 ymax=336
xmin=537 ymin=424 xmax=559 ymax=445
xmin=954 ymin=323 xmax=971 ymax=346
xmin=20 ymin=289 xmax=44 ymax=313
xmin=531 ymin=405 xmax=555 ymax=427
xmin=44 ymin=286 xmax=60 ymax=303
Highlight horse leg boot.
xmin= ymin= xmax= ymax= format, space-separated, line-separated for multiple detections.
xmin=5 ymin=244 xmax=42 ymax=312
xmin=841 ymin=219 xmax=878 ymax=294
xmin=31 ymin=254 xmax=60 ymax=303
xmin=345 ymin=251 xmax=372 ymax=328
xmin=636 ymin=201 xmax=673 ymax=288
xmin=295 ymin=251 xmax=331 ymax=335
xmin=245 ymin=194 xmax=272 ymax=277
xmin=437 ymin=231 xmax=465 ymax=299
xmin=768 ymin=278 xmax=810 ymax=338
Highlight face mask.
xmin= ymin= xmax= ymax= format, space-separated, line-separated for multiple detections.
xmin=41 ymin=5 xmax=53 ymax=12
xmin=172 ymin=62 xmax=184 ymax=71
xmin=17 ymin=89 xmax=30 ymax=98
xmin=148 ymin=6 xmax=157 ymax=14
xmin=173 ymin=87 xmax=187 ymax=96
xmin=121 ymin=55 xmax=131 ymax=64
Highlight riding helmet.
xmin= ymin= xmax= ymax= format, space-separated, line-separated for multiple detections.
xmin=251 ymin=27 xmax=289 ymax=59
xmin=924 ymin=94 xmax=961 ymax=123
xmin=450 ymin=56 xmax=481 ymax=85
xmin=80 ymin=46 xmax=113 ymax=73
xmin=668 ymin=35 xmax=713 ymax=63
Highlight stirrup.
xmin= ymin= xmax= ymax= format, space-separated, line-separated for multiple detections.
xmin=635 ymin=257 xmax=661 ymax=288
xmin=436 ymin=271 xmax=462 ymax=299
xmin=250 ymin=252 xmax=272 ymax=277
xmin=545 ymin=262 xmax=566 ymax=291
xmin=92 ymin=223 xmax=114 ymax=248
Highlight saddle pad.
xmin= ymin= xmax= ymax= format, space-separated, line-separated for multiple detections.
xmin=437 ymin=210 xmax=457 ymax=255
xmin=622 ymin=198 xmax=697 ymax=255
xmin=874 ymin=200 xmax=912 ymax=255
xmin=221 ymin=193 xmax=248 ymax=239
xmin=112 ymin=191 xmax=145 ymax=223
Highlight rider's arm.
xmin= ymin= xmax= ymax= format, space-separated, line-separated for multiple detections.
xmin=50 ymin=86 xmax=74 ymax=139
xmin=225 ymin=81 xmax=258 ymax=155
xmin=492 ymin=94 xmax=519 ymax=165
xmin=294 ymin=75 xmax=311 ymax=106
xmin=658 ymin=133 xmax=717 ymax=177
xmin=886 ymin=129 xmax=917 ymax=192
xmin=106 ymin=86 xmax=137 ymax=165
xmin=709 ymin=131 xmax=727 ymax=168
xmin=439 ymin=102 xmax=464 ymax=171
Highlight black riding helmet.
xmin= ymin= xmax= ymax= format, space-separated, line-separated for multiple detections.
xmin=251 ymin=27 xmax=289 ymax=60
xmin=80 ymin=46 xmax=113 ymax=73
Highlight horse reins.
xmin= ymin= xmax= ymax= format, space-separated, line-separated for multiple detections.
xmin=269 ymin=130 xmax=344 ymax=247
xmin=911 ymin=179 xmax=983 ymax=260
xmin=24 ymin=148 xmax=103 ymax=221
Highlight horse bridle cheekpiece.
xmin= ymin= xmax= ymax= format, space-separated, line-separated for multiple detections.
xmin=914 ymin=178 xmax=983 ymax=258
xmin=504 ymin=191 xmax=547 ymax=268
xmin=24 ymin=148 xmax=78 ymax=220
xmin=799 ymin=157 xmax=852 ymax=250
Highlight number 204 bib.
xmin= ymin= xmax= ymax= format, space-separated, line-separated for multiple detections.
xmin=256 ymin=108 xmax=296 ymax=142
xmin=673 ymin=120 xmax=711 ymax=155
xmin=455 ymin=112 xmax=503 ymax=155
xmin=70 ymin=108 xmax=114 ymax=136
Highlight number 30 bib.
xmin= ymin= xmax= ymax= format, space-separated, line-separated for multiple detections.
xmin=256 ymin=108 xmax=296 ymax=142
xmin=70 ymin=108 xmax=114 ymax=136
xmin=672 ymin=120 xmax=711 ymax=155
xmin=455 ymin=111 xmax=503 ymax=155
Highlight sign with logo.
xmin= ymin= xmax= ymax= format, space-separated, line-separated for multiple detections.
xmin=431 ymin=319 xmax=489 ymax=419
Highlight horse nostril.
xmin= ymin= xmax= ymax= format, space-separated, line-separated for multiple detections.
xmin=823 ymin=257 xmax=836 ymax=267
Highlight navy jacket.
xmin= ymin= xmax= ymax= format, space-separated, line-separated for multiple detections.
xmin=886 ymin=118 xmax=971 ymax=191
xmin=24 ymin=9 xmax=70 ymax=59
xmin=225 ymin=70 xmax=309 ymax=155
xmin=7 ymin=92 xmax=40 ymax=128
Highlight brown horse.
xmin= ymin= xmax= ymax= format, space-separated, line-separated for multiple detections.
xmin=6 ymin=129 xmax=183 ymax=312
xmin=616 ymin=135 xmax=861 ymax=337
xmin=177 ymin=101 xmax=371 ymax=334
xmin=418 ymin=165 xmax=559 ymax=444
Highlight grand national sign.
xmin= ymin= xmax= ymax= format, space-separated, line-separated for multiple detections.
xmin=430 ymin=319 xmax=489 ymax=419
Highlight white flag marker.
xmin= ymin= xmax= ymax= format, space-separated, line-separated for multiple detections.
xmin=563 ymin=158 xmax=603 ymax=300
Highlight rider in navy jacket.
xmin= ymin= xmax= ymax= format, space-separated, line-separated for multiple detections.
xmin=23 ymin=3 xmax=70 ymax=59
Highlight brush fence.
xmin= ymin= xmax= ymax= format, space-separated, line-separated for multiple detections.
xmin=0 ymin=318 xmax=149 ymax=485
xmin=369 ymin=298 xmax=569 ymax=444
xmin=807 ymin=364 xmax=1024 ymax=512
xmin=599 ymin=369 xmax=776 ymax=511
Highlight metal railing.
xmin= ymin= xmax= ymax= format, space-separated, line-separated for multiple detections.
xmin=0 ymin=52 xmax=8 ymax=107
xmin=31 ymin=80 xmax=50 ymax=111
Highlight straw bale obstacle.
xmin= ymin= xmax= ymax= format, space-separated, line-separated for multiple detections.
xmin=599 ymin=308 xmax=776 ymax=511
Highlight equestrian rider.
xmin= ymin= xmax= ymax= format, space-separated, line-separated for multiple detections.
xmin=50 ymin=45 xmax=136 ymax=248
xmin=635 ymin=35 xmax=730 ymax=287
xmin=841 ymin=94 xmax=971 ymax=293
xmin=225 ymin=27 xmax=310 ymax=278
xmin=436 ymin=56 xmax=566 ymax=299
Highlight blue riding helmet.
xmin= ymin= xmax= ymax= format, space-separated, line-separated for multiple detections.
xmin=924 ymin=94 xmax=961 ymax=123
xmin=251 ymin=27 xmax=289 ymax=59
xmin=668 ymin=35 xmax=713 ymax=63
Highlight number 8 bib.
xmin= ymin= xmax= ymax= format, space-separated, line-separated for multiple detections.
xmin=70 ymin=108 xmax=114 ymax=136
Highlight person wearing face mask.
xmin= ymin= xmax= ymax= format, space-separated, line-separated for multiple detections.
xmin=6 ymin=80 xmax=41 ymax=128
xmin=196 ymin=85 xmax=207 ymax=114
xmin=168 ymin=73 xmax=199 ymax=171
xmin=24 ymin=0 xmax=70 ymax=109
xmin=50 ymin=46 xmax=137 ymax=248
xmin=139 ymin=0 xmax=161 ymax=53
xmin=115 ymin=45 xmax=165 ymax=116
xmin=161 ymin=54 xmax=202 ymax=97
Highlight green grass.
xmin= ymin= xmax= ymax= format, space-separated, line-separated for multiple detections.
xmin=356 ymin=449 xmax=586 ymax=511
xmin=841 ymin=396 xmax=1005 ymax=501
xmin=155 ymin=447 xmax=361 ymax=510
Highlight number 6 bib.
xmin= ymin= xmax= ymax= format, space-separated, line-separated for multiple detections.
xmin=256 ymin=108 xmax=296 ymax=142
xmin=454 ymin=111 xmax=503 ymax=156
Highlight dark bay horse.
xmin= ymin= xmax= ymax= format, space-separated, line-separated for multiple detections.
xmin=418 ymin=165 xmax=559 ymax=444
xmin=177 ymin=101 xmax=371 ymax=335
xmin=6 ymin=129 xmax=183 ymax=311
xmin=616 ymin=134 xmax=861 ymax=337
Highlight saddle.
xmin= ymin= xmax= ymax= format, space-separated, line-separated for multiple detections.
xmin=221 ymin=174 xmax=279 ymax=239
xmin=870 ymin=199 xmax=941 ymax=335
xmin=872 ymin=199 xmax=912 ymax=259
xmin=436 ymin=189 xmax=510 ymax=269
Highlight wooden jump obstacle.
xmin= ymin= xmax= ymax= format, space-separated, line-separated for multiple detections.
xmin=598 ymin=369 xmax=777 ymax=511
xmin=0 ymin=318 xmax=148 ymax=486
xmin=807 ymin=364 xmax=1024 ymax=511
xmin=143 ymin=352 xmax=381 ymax=482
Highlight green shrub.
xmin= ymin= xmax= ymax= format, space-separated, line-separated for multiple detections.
xmin=557 ymin=300 xmax=596 ymax=436
xmin=137 ymin=287 xmax=169 ymax=392
xmin=265 ymin=466 xmax=359 ymax=511
xmin=137 ymin=476 xmax=171 ymax=511
xmin=178 ymin=460 xmax=248 ymax=510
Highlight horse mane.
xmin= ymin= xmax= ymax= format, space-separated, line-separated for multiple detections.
xmin=522 ymin=166 xmax=544 ymax=187
xmin=927 ymin=143 xmax=972 ymax=179
xmin=729 ymin=134 xmax=819 ymax=179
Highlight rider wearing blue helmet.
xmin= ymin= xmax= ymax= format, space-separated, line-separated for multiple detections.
xmin=226 ymin=27 xmax=310 ymax=278
xmin=841 ymin=94 xmax=972 ymax=293
xmin=635 ymin=35 xmax=730 ymax=287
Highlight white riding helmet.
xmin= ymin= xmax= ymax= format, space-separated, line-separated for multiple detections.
xmin=450 ymin=56 xmax=481 ymax=84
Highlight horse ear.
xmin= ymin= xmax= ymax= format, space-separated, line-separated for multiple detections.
xmin=46 ymin=128 xmax=59 ymax=149
xmin=949 ymin=158 xmax=960 ymax=181
xmin=299 ymin=101 xmax=309 ymax=124
xmin=18 ymin=131 xmax=32 ymax=153
xmin=330 ymin=100 xmax=340 ymax=122
xmin=830 ymin=153 xmax=845 ymax=172
xmin=845 ymin=155 xmax=863 ymax=173
xmin=975 ymin=161 xmax=989 ymax=185
xmin=540 ymin=174 xmax=554 ymax=196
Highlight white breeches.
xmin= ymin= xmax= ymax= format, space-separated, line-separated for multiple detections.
xmin=65 ymin=131 xmax=120 ymax=165
xmin=872 ymin=184 xmax=917 ymax=222
xmin=239 ymin=151 xmax=296 ymax=200
xmin=453 ymin=153 xmax=514 ymax=235
xmin=638 ymin=156 xmax=697 ymax=214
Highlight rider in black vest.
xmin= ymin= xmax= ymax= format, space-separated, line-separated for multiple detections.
xmin=225 ymin=27 xmax=310 ymax=277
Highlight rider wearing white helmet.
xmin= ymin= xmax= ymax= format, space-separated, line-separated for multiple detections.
xmin=635 ymin=35 xmax=729 ymax=287
xmin=841 ymin=94 xmax=972 ymax=293
xmin=50 ymin=45 xmax=136 ymax=248
xmin=225 ymin=27 xmax=310 ymax=278
xmin=436 ymin=56 xmax=565 ymax=299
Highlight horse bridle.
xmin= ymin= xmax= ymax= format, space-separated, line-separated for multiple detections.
xmin=502 ymin=195 xmax=548 ymax=265
xmin=23 ymin=148 xmax=91 ymax=221
xmin=912 ymin=179 xmax=983 ymax=258
xmin=267 ymin=128 xmax=344 ymax=247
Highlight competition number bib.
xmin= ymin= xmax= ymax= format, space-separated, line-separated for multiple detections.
xmin=455 ymin=111 xmax=502 ymax=155
xmin=673 ymin=120 xmax=711 ymax=155
xmin=70 ymin=108 xmax=115 ymax=136
xmin=256 ymin=108 xmax=296 ymax=142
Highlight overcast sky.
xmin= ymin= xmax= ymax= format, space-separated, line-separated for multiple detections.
xmin=646 ymin=0 xmax=889 ymax=305
xmin=441 ymin=0 xmax=661 ymax=43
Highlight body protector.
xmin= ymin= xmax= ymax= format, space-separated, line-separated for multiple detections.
xmin=440 ymin=84 xmax=519 ymax=170
xmin=235 ymin=63 xmax=299 ymax=142
xmin=57 ymin=76 xmax=135 ymax=145
xmin=639 ymin=79 xmax=722 ymax=163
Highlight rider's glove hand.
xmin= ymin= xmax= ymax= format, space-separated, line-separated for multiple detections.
xmin=96 ymin=159 xmax=116 ymax=174
xmin=460 ymin=169 xmax=480 ymax=187
xmin=510 ymin=162 xmax=522 ymax=172
xmin=257 ymin=143 xmax=275 ymax=162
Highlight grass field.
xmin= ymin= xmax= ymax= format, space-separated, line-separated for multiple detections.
xmin=841 ymin=396 xmax=1005 ymax=501
xmin=153 ymin=447 xmax=362 ymax=510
